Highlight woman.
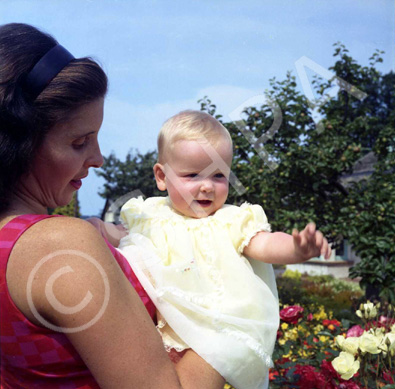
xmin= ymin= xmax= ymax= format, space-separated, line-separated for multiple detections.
xmin=0 ymin=23 xmax=225 ymax=388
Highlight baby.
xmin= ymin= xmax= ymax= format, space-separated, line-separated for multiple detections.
xmin=94 ymin=110 xmax=331 ymax=389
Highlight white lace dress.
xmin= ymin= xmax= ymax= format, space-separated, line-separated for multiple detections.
xmin=118 ymin=196 xmax=279 ymax=389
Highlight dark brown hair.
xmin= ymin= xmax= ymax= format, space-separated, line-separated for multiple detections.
xmin=0 ymin=23 xmax=108 ymax=212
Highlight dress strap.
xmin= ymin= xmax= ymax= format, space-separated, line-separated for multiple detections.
xmin=0 ymin=214 xmax=60 ymax=282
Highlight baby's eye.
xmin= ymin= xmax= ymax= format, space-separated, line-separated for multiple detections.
xmin=185 ymin=173 xmax=198 ymax=178
xmin=214 ymin=173 xmax=225 ymax=178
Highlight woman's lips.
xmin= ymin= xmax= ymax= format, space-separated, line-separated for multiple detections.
xmin=70 ymin=179 xmax=82 ymax=190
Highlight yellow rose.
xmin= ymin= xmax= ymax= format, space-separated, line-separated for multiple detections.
xmin=359 ymin=331 xmax=382 ymax=354
xmin=331 ymin=352 xmax=360 ymax=380
xmin=342 ymin=337 xmax=360 ymax=356
xmin=281 ymin=323 xmax=289 ymax=330
xmin=335 ymin=335 xmax=345 ymax=348
xmin=356 ymin=301 xmax=378 ymax=319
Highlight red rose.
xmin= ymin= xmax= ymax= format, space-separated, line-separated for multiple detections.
xmin=321 ymin=359 xmax=340 ymax=379
xmin=320 ymin=360 xmax=340 ymax=389
xmin=323 ymin=319 xmax=341 ymax=327
xmin=338 ymin=382 xmax=361 ymax=389
xmin=268 ymin=369 xmax=279 ymax=381
xmin=276 ymin=330 xmax=282 ymax=339
xmin=294 ymin=365 xmax=327 ymax=389
xmin=280 ymin=305 xmax=304 ymax=324
xmin=276 ymin=357 xmax=291 ymax=365
xmin=383 ymin=370 xmax=394 ymax=384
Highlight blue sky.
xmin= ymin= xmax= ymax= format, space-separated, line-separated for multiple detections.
xmin=1 ymin=0 xmax=393 ymax=216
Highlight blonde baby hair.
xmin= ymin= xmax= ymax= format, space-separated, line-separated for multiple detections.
xmin=157 ymin=110 xmax=232 ymax=163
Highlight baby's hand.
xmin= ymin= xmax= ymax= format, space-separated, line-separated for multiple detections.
xmin=292 ymin=223 xmax=331 ymax=262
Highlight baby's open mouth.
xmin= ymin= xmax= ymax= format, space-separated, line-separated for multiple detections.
xmin=196 ymin=200 xmax=212 ymax=207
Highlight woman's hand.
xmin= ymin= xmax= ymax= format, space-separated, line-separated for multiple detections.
xmin=86 ymin=217 xmax=127 ymax=247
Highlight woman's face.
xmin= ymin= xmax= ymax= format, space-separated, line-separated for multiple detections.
xmin=20 ymin=99 xmax=104 ymax=211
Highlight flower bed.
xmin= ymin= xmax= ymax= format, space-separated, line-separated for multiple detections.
xmin=270 ymin=300 xmax=395 ymax=388
xmin=224 ymin=274 xmax=394 ymax=389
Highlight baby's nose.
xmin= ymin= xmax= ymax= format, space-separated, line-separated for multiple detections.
xmin=200 ymin=179 xmax=214 ymax=192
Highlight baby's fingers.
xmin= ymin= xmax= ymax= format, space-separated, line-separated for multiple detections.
xmin=292 ymin=228 xmax=302 ymax=246
xmin=321 ymin=238 xmax=332 ymax=260
xmin=315 ymin=230 xmax=324 ymax=249
xmin=307 ymin=222 xmax=316 ymax=237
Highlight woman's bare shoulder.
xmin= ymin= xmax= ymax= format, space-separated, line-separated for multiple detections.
xmin=17 ymin=216 xmax=108 ymax=255
xmin=7 ymin=216 xmax=114 ymax=323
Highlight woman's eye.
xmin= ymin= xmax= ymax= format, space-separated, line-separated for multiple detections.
xmin=214 ymin=173 xmax=225 ymax=178
xmin=73 ymin=138 xmax=88 ymax=149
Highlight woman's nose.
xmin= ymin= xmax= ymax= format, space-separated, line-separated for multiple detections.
xmin=86 ymin=142 xmax=104 ymax=168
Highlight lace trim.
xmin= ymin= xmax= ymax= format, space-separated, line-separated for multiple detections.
xmin=238 ymin=223 xmax=271 ymax=255
xmin=219 ymin=327 xmax=274 ymax=367
xmin=156 ymin=315 xmax=189 ymax=352
xmin=157 ymin=286 xmax=213 ymax=308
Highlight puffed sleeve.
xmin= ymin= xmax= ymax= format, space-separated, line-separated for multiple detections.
xmin=228 ymin=203 xmax=271 ymax=254
xmin=120 ymin=196 xmax=145 ymax=230
xmin=119 ymin=197 xmax=183 ymax=266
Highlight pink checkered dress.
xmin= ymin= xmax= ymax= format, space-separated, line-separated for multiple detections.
xmin=0 ymin=214 xmax=156 ymax=388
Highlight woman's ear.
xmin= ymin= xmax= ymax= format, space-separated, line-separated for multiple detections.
xmin=153 ymin=163 xmax=167 ymax=191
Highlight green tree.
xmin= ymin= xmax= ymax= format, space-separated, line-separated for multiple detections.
xmin=200 ymin=44 xmax=394 ymax=300
xmin=343 ymin=107 xmax=395 ymax=302
xmin=95 ymin=150 xmax=163 ymax=216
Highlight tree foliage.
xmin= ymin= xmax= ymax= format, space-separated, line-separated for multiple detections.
xmin=201 ymin=44 xmax=394 ymax=300
xmin=95 ymin=150 xmax=162 ymax=213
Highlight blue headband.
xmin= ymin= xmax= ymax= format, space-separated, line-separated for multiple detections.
xmin=24 ymin=44 xmax=75 ymax=100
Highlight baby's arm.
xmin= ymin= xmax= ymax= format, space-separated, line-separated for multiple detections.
xmin=86 ymin=217 xmax=127 ymax=247
xmin=243 ymin=222 xmax=331 ymax=264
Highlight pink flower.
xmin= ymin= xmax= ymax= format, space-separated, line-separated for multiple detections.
xmin=379 ymin=316 xmax=395 ymax=330
xmin=307 ymin=313 xmax=313 ymax=321
xmin=346 ymin=325 xmax=364 ymax=338
xmin=280 ymin=305 xmax=304 ymax=324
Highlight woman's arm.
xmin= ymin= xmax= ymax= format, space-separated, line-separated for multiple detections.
xmin=9 ymin=217 xmax=224 ymax=389
xmin=243 ymin=222 xmax=331 ymax=264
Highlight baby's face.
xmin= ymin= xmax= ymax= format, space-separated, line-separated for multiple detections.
xmin=162 ymin=138 xmax=233 ymax=218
